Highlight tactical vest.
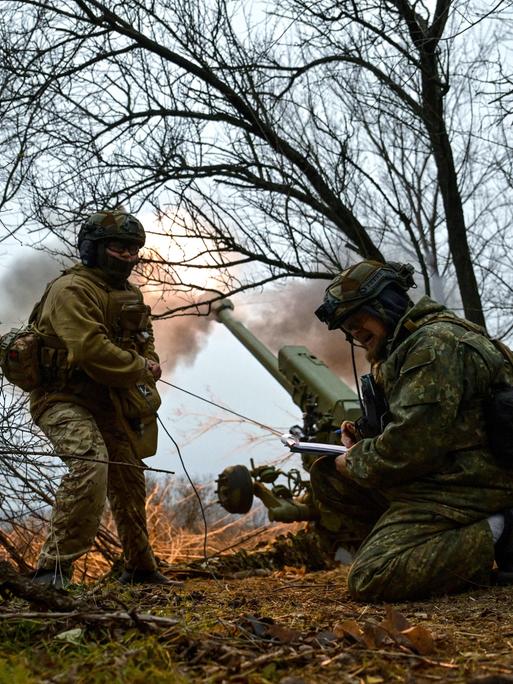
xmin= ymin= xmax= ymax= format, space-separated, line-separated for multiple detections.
xmin=55 ymin=269 xmax=162 ymax=424
xmin=37 ymin=269 xmax=161 ymax=458
xmin=24 ymin=272 xmax=154 ymax=390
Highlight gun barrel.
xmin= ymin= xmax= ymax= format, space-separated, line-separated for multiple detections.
xmin=212 ymin=299 xmax=360 ymax=441
xmin=212 ymin=299 xmax=294 ymax=395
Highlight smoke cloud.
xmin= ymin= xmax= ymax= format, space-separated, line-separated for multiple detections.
xmin=150 ymin=300 xmax=213 ymax=373
xmin=244 ymin=279 xmax=366 ymax=389
xmin=0 ymin=250 xmax=212 ymax=373
xmin=0 ymin=250 xmax=65 ymax=330
xmin=0 ymin=251 xmax=363 ymax=383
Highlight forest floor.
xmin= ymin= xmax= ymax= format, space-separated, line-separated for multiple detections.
xmin=1 ymin=563 xmax=513 ymax=684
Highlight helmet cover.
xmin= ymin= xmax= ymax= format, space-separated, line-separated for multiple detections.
xmin=78 ymin=211 xmax=145 ymax=248
xmin=315 ymin=260 xmax=416 ymax=330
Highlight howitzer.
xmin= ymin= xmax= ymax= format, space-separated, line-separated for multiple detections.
xmin=213 ymin=299 xmax=361 ymax=523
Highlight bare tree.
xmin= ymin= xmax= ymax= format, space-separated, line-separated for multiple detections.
xmin=0 ymin=0 xmax=511 ymax=328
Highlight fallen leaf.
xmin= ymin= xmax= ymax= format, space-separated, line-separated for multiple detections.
xmin=333 ymin=619 xmax=365 ymax=643
xmin=381 ymin=606 xmax=411 ymax=634
xmin=266 ymin=623 xmax=301 ymax=643
xmin=400 ymin=625 xmax=435 ymax=655
xmin=362 ymin=622 xmax=390 ymax=649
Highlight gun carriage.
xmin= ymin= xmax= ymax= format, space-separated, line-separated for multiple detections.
xmin=213 ymin=299 xmax=361 ymax=523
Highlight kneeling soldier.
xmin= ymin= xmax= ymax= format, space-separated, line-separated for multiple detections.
xmin=313 ymin=260 xmax=513 ymax=601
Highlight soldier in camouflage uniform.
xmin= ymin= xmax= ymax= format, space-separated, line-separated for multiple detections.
xmin=313 ymin=260 xmax=513 ymax=601
xmin=31 ymin=211 xmax=175 ymax=588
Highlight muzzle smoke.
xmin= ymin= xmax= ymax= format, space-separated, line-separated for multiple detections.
xmin=0 ymin=251 xmax=212 ymax=373
xmin=245 ymin=279 xmax=367 ymax=389
xmin=0 ymin=252 xmax=364 ymax=383
xmin=148 ymin=296 xmax=213 ymax=372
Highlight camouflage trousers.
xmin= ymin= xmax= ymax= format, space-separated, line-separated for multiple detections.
xmin=310 ymin=457 xmax=495 ymax=601
xmin=37 ymin=402 xmax=157 ymax=574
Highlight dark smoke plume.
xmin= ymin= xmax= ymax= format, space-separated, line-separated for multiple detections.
xmin=0 ymin=250 xmax=212 ymax=374
xmin=0 ymin=253 xmax=362 ymax=381
xmin=245 ymin=280 xmax=366 ymax=389
xmin=150 ymin=301 xmax=213 ymax=373
xmin=0 ymin=250 xmax=65 ymax=330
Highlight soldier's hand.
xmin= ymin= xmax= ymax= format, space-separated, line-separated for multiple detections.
xmin=340 ymin=420 xmax=358 ymax=448
xmin=146 ymin=359 xmax=162 ymax=380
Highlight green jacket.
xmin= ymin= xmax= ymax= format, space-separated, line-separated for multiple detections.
xmin=345 ymin=296 xmax=513 ymax=522
xmin=30 ymin=264 xmax=161 ymax=456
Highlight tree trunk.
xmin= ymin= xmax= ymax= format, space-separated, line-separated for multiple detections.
xmin=420 ymin=53 xmax=485 ymax=327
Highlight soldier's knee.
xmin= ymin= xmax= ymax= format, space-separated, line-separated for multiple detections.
xmin=348 ymin=552 xmax=443 ymax=602
xmin=347 ymin=553 xmax=404 ymax=602
xmin=347 ymin=559 xmax=381 ymax=601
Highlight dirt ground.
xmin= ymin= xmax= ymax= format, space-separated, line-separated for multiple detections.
xmin=2 ymin=565 xmax=513 ymax=683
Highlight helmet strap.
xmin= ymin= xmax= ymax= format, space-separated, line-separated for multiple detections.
xmin=350 ymin=339 xmax=365 ymax=415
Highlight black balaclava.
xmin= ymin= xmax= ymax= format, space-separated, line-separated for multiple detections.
xmin=96 ymin=241 xmax=138 ymax=286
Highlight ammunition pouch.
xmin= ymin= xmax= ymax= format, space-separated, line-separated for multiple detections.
xmin=126 ymin=414 xmax=159 ymax=459
xmin=0 ymin=326 xmax=71 ymax=392
xmin=0 ymin=327 xmax=41 ymax=392
xmin=115 ymin=374 xmax=161 ymax=420
xmin=111 ymin=374 xmax=162 ymax=459
xmin=119 ymin=302 xmax=150 ymax=334
xmin=0 ymin=274 xmax=73 ymax=393
xmin=39 ymin=341 xmax=71 ymax=389
xmin=108 ymin=290 xmax=151 ymax=347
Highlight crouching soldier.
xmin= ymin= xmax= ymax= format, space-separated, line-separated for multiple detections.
xmin=313 ymin=259 xmax=513 ymax=601
xmin=31 ymin=211 xmax=175 ymax=588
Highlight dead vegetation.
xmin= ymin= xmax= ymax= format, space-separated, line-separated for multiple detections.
xmin=0 ymin=481 xmax=511 ymax=682
xmin=0 ymin=474 xmax=283 ymax=580
xmin=1 ymin=563 xmax=513 ymax=683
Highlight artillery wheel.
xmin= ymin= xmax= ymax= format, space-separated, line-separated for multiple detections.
xmin=216 ymin=465 xmax=254 ymax=514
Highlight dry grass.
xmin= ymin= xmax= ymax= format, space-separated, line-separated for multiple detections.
xmin=0 ymin=476 xmax=299 ymax=582
xmin=1 ymin=480 xmax=513 ymax=682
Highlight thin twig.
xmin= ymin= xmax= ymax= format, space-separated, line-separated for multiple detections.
xmin=0 ymin=609 xmax=180 ymax=628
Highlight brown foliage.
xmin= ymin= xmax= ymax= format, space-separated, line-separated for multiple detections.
xmin=0 ymin=475 xmax=283 ymax=582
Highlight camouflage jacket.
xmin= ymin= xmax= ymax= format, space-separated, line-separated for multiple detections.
xmin=30 ymin=264 xmax=159 ymax=423
xmin=345 ymin=296 xmax=513 ymax=522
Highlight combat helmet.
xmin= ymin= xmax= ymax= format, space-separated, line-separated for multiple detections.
xmin=77 ymin=210 xmax=145 ymax=268
xmin=315 ymin=260 xmax=416 ymax=330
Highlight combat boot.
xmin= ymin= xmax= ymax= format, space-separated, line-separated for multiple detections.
xmin=118 ymin=568 xmax=183 ymax=586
